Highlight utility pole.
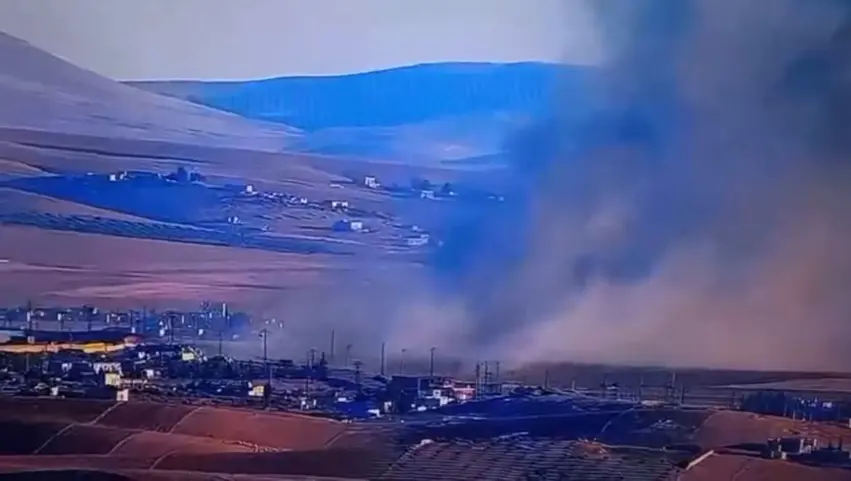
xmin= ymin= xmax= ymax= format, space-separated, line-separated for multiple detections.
xmin=429 ymin=347 xmax=436 ymax=378
xmin=329 ymin=330 xmax=336 ymax=364
xmin=305 ymin=348 xmax=317 ymax=402
xmin=353 ymin=360 xmax=363 ymax=393
xmin=260 ymin=328 xmax=270 ymax=383
xmin=400 ymin=348 xmax=407 ymax=375
xmin=475 ymin=362 xmax=482 ymax=399
xmin=345 ymin=343 xmax=353 ymax=368
xmin=495 ymin=361 xmax=501 ymax=384
xmin=380 ymin=342 xmax=386 ymax=377
xmin=217 ymin=328 xmax=224 ymax=357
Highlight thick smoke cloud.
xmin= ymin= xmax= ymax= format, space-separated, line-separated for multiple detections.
xmin=418 ymin=0 xmax=851 ymax=372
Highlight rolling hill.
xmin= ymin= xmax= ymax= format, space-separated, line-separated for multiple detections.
xmin=0 ymin=31 xmax=300 ymax=151
xmin=0 ymin=29 xmax=474 ymax=314
xmin=127 ymin=62 xmax=588 ymax=164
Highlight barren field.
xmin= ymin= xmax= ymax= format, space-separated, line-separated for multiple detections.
xmin=38 ymin=424 xmax=135 ymax=455
xmin=720 ymin=378 xmax=851 ymax=394
xmin=694 ymin=410 xmax=851 ymax=448
xmin=96 ymin=403 xmax=198 ymax=433
xmin=154 ymin=450 xmax=383 ymax=479
xmin=682 ymin=453 xmax=851 ymax=481
xmin=0 ymin=397 xmax=112 ymax=423
xmin=0 ymin=158 xmax=46 ymax=177
xmin=0 ymin=187 xmax=159 ymax=222
xmin=0 ymin=419 xmax=68 ymax=455
xmin=0 ymin=225 xmax=360 ymax=313
xmin=170 ymin=407 xmax=346 ymax=451
xmin=109 ymin=431 xmax=255 ymax=459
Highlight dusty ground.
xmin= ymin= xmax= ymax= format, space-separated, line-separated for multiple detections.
xmin=0 ymin=225 xmax=362 ymax=313
xmin=0 ymin=187 xmax=157 ymax=221
xmin=682 ymin=453 xmax=851 ymax=481
xmin=694 ymin=410 xmax=851 ymax=448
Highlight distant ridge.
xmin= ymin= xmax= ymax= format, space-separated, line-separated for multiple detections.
xmin=127 ymin=62 xmax=585 ymax=131
xmin=0 ymin=30 xmax=300 ymax=150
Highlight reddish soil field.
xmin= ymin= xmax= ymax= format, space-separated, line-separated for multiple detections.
xmin=0 ymin=469 xmax=134 ymax=481
xmin=0 ymin=455 xmax=154 ymax=471
xmin=0 ymin=225 xmax=353 ymax=314
xmin=0 ymin=397 xmax=113 ymax=423
xmin=38 ymin=424 xmax=135 ymax=455
xmin=682 ymin=453 xmax=851 ymax=481
xmin=110 ymin=431 xmax=254 ymax=459
xmin=0 ymin=187 xmax=156 ymax=222
xmin=0 ymin=419 xmax=68 ymax=455
xmin=170 ymin=408 xmax=346 ymax=451
xmin=694 ymin=411 xmax=851 ymax=449
xmin=95 ymin=402 xmax=196 ymax=433
xmin=597 ymin=408 xmax=713 ymax=448
xmin=155 ymin=449 xmax=382 ymax=479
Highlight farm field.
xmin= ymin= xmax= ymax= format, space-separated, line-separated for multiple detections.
xmin=96 ymin=402 xmax=198 ymax=432
xmin=170 ymin=407 xmax=347 ymax=451
xmin=0 ymin=225 xmax=370 ymax=313
xmin=681 ymin=453 xmax=851 ymax=481
xmin=38 ymin=425 xmax=135 ymax=455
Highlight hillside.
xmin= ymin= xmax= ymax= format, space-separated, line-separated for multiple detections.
xmin=127 ymin=62 xmax=579 ymax=130
xmin=127 ymin=62 xmax=586 ymax=164
xmin=0 ymin=29 xmax=480 ymax=313
xmin=0 ymin=31 xmax=300 ymax=150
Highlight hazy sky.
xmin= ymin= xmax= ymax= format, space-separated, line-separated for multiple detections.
xmin=0 ymin=0 xmax=601 ymax=81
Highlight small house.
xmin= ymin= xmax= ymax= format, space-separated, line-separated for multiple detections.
xmin=108 ymin=171 xmax=128 ymax=182
xmin=244 ymin=184 xmax=256 ymax=194
xmin=406 ymin=234 xmax=430 ymax=247
xmin=330 ymin=200 xmax=350 ymax=210
xmin=364 ymin=176 xmax=380 ymax=189
xmin=333 ymin=220 xmax=363 ymax=232
xmin=420 ymin=190 xmax=435 ymax=200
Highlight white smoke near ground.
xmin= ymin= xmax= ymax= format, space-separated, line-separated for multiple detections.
xmin=399 ymin=0 xmax=851 ymax=373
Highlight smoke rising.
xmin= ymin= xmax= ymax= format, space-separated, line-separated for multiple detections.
xmin=415 ymin=0 xmax=851 ymax=372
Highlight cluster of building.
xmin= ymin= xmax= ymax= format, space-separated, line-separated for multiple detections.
xmin=765 ymin=436 xmax=851 ymax=466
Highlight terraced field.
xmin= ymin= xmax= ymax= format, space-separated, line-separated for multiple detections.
xmin=0 ymin=397 xmax=112 ymax=423
xmin=37 ymin=424 xmax=135 ymax=455
xmin=109 ymin=431 xmax=254 ymax=459
xmin=169 ymin=407 xmax=347 ymax=450
xmin=0 ymin=419 xmax=68 ymax=455
xmin=379 ymin=439 xmax=687 ymax=481
xmin=96 ymin=402 xmax=197 ymax=432
xmin=596 ymin=408 xmax=713 ymax=448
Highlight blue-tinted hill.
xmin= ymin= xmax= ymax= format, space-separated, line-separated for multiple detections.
xmin=127 ymin=62 xmax=586 ymax=131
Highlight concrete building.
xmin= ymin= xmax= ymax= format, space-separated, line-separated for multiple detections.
xmin=406 ymin=234 xmax=430 ymax=247
xmin=333 ymin=220 xmax=364 ymax=232
xmin=364 ymin=175 xmax=380 ymax=189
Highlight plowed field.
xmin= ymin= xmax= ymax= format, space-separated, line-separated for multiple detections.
xmin=170 ymin=408 xmax=345 ymax=450
xmin=96 ymin=403 xmax=196 ymax=432
xmin=0 ymin=419 xmax=68 ymax=455
xmin=0 ymin=397 xmax=112 ymax=423
xmin=38 ymin=424 xmax=135 ymax=455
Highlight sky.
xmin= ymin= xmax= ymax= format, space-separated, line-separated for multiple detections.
xmin=0 ymin=0 xmax=602 ymax=81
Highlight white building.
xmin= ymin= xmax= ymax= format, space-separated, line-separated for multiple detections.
xmin=331 ymin=200 xmax=350 ymax=210
xmin=364 ymin=176 xmax=380 ymax=189
xmin=406 ymin=234 xmax=430 ymax=246
xmin=420 ymin=190 xmax=435 ymax=200
xmin=108 ymin=171 xmax=128 ymax=182
xmin=333 ymin=220 xmax=364 ymax=232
